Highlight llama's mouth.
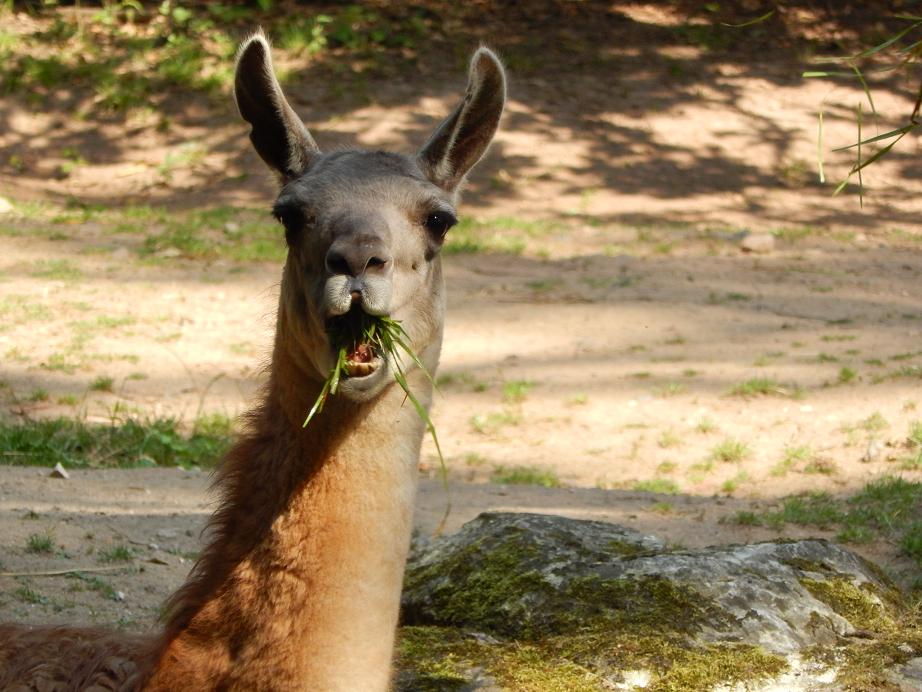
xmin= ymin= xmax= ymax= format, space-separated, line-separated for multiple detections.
xmin=344 ymin=343 xmax=383 ymax=378
xmin=326 ymin=308 xmax=385 ymax=380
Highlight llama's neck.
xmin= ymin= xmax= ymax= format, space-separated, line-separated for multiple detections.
xmin=146 ymin=325 xmax=430 ymax=691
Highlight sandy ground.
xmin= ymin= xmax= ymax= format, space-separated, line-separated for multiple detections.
xmin=1 ymin=1 xmax=922 ymax=629
xmin=0 ymin=466 xmax=872 ymax=629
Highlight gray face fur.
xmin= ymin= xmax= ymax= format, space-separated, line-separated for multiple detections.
xmin=234 ymin=31 xmax=506 ymax=401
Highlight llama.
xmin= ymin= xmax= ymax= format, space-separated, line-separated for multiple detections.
xmin=0 ymin=31 xmax=505 ymax=691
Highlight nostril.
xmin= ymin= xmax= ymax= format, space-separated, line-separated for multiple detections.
xmin=366 ymin=256 xmax=388 ymax=272
xmin=325 ymin=250 xmax=351 ymax=276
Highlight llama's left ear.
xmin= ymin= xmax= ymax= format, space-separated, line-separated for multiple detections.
xmin=418 ymin=47 xmax=506 ymax=192
xmin=234 ymin=30 xmax=320 ymax=180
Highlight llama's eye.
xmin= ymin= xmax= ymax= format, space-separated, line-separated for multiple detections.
xmin=273 ymin=204 xmax=309 ymax=245
xmin=424 ymin=211 xmax=457 ymax=237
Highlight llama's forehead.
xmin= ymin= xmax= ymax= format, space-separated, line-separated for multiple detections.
xmin=282 ymin=150 xmax=446 ymax=213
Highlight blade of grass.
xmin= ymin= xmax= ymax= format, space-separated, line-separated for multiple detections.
xmin=720 ymin=9 xmax=774 ymax=28
xmin=834 ymin=129 xmax=912 ymax=196
xmin=857 ymin=102 xmax=863 ymax=207
xmin=303 ymin=378 xmax=331 ymax=427
xmin=329 ymin=346 xmax=346 ymax=396
xmin=817 ymin=109 xmax=826 ymax=183
xmin=832 ymin=124 xmax=916 ymax=150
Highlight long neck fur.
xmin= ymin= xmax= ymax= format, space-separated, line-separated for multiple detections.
xmin=144 ymin=300 xmax=430 ymax=691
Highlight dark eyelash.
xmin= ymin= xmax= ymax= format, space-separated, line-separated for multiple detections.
xmin=424 ymin=210 xmax=457 ymax=237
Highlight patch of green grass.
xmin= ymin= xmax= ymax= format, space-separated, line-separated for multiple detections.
xmin=765 ymin=493 xmax=843 ymax=529
xmin=26 ymin=531 xmax=54 ymax=554
xmin=566 ymin=393 xmax=588 ymax=406
xmin=15 ymin=584 xmax=48 ymax=605
xmin=656 ymin=460 xmax=678 ymax=474
xmin=0 ymin=294 xmax=52 ymax=327
xmin=816 ymin=352 xmax=838 ymax=363
xmin=803 ymin=458 xmax=838 ymax=475
xmin=657 ymin=429 xmax=681 ymax=449
xmin=632 ymin=478 xmax=680 ymax=494
xmin=772 ymin=444 xmax=814 ymax=476
xmin=695 ymin=417 xmax=717 ymax=434
xmin=0 ymin=416 xmax=231 ymax=469
xmin=99 ymin=545 xmax=134 ymax=563
xmin=837 ymin=367 xmax=857 ymax=384
xmin=526 ymin=279 xmax=562 ymax=292
xmin=723 ymin=510 xmax=762 ymax=526
xmin=89 ymin=375 xmax=115 ymax=392
xmin=27 ymin=388 xmax=49 ymax=402
xmin=470 ymin=410 xmax=522 ymax=435
xmin=436 ymin=371 xmax=489 ymax=392
xmin=709 ymin=438 xmax=751 ymax=464
xmin=491 ymin=465 xmax=560 ymax=488
xmin=443 ymin=217 xmax=531 ymax=255
xmin=463 ymin=453 xmax=487 ymax=467
xmin=755 ymin=477 xmax=922 ymax=565
xmin=861 ymin=412 xmax=889 ymax=432
xmin=193 ymin=412 xmax=235 ymax=437
xmin=30 ymin=259 xmax=82 ymax=281
xmin=502 ymin=380 xmax=534 ymax=404
xmin=908 ymin=421 xmax=922 ymax=449
xmin=821 ymin=334 xmax=857 ymax=342
xmin=728 ymin=377 xmax=802 ymax=398
xmin=66 ymin=572 xmax=119 ymax=601
xmin=654 ymin=382 xmax=687 ymax=398
xmin=721 ymin=472 xmax=749 ymax=494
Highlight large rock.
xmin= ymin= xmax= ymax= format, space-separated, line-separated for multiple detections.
xmin=397 ymin=512 xmax=922 ymax=691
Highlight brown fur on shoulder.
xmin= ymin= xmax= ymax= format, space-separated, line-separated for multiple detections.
xmin=0 ymin=624 xmax=156 ymax=691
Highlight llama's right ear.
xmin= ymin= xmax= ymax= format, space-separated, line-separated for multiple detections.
xmin=419 ymin=47 xmax=506 ymax=192
xmin=234 ymin=31 xmax=319 ymax=179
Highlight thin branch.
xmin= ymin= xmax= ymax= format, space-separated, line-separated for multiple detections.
xmin=0 ymin=566 xmax=131 ymax=578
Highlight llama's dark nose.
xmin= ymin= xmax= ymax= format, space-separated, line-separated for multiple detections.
xmin=325 ymin=236 xmax=390 ymax=278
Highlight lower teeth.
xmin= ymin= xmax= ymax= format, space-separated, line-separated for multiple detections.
xmin=345 ymin=361 xmax=376 ymax=377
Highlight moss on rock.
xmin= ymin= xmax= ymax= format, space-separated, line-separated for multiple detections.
xmin=400 ymin=513 xmax=922 ymax=690
xmin=394 ymin=626 xmax=788 ymax=692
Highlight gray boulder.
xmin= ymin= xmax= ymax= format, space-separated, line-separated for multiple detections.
xmin=397 ymin=512 xmax=922 ymax=691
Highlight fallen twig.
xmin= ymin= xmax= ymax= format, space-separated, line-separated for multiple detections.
xmin=0 ymin=565 xmax=132 ymax=578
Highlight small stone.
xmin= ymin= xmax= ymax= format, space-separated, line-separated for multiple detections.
xmin=147 ymin=542 xmax=160 ymax=551
xmin=224 ymin=221 xmax=240 ymax=234
xmin=114 ymin=590 xmax=126 ymax=602
xmin=862 ymin=438 xmax=882 ymax=463
xmin=740 ymin=232 xmax=775 ymax=254
xmin=156 ymin=528 xmax=179 ymax=539
xmin=0 ymin=197 xmax=13 ymax=215
xmin=158 ymin=247 xmax=182 ymax=258
xmin=467 ymin=632 xmax=500 ymax=645
xmin=49 ymin=463 xmax=70 ymax=480
xmin=897 ymin=657 xmax=922 ymax=683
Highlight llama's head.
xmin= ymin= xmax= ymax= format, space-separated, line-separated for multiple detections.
xmin=234 ymin=32 xmax=505 ymax=401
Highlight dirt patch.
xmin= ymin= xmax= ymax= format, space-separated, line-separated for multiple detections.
xmin=0 ymin=467 xmax=892 ymax=629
